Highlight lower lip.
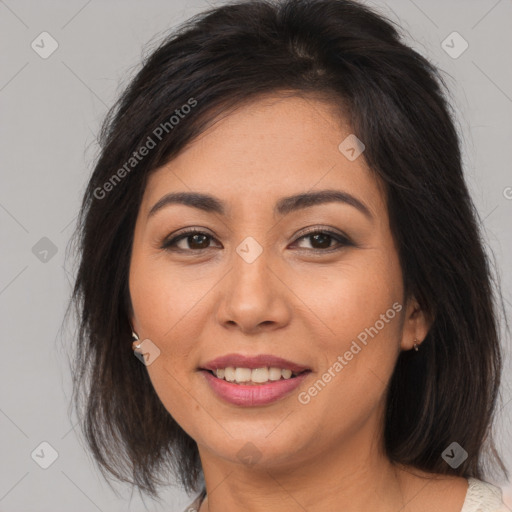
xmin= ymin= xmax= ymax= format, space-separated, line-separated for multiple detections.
xmin=201 ymin=370 xmax=310 ymax=406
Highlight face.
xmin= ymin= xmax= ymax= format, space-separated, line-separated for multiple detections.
xmin=128 ymin=93 xmax=428 ymax=472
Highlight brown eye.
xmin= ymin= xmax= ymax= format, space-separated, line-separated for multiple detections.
xmin=293 ymin=230 xmax=352 ymax=252
xmin=161 ymin=230 xmax=220 ymax=252
xmin=182 ymin=233 xmax=211 ymax=250
xmin=302 ymin=232 xmax=333 ymax=249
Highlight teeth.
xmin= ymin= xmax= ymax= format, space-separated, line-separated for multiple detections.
xmin=281 ymin=369 xmax=292 ymax=379
xmin=235 ymin=367 xmax=251 ymax=382
xmin=224 ymin=367 xmax=236 ymax=382
xmin=268 ymin=367 xmax=282 ymax=381
xmin=213 ymin=366 xmax=299 ymax=384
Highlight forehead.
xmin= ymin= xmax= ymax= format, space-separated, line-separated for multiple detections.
xmin=142 ymin=94 xmax=385 ymax=219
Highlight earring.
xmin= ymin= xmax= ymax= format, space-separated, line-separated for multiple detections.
xmin=413 ymin=338 xmax=420 ymax=351
xmin=132 ymin=330 xmax=142 ymax=351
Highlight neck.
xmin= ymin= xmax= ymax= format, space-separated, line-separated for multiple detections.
xmin=198 ymin=418 xmax=408 ymax=512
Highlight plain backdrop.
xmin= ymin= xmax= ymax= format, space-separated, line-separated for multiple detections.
xmin=0 ymin=0 xmax=511 ymax=511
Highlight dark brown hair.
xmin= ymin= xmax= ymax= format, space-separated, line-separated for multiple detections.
xmin=64 ymin=0 xmax=509 ymax=501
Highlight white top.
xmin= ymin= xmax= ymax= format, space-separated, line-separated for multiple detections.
xmin=461 ymin=477 xmax=506 ymax=512
xmin=182 ymin=477 xmax=506 ymax=512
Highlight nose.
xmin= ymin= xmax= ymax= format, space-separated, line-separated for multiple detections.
xmin=215 ymin=247 xmax=292 ymax=335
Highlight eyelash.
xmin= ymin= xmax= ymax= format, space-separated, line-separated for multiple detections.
xmin=160 ymin=227 xmax=353 ymax=254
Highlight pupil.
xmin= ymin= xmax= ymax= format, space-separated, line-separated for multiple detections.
xmin=190 ymin=234 xmax=208 ymax=249
xmin=312 ymin=233 xmax=331 ymax=249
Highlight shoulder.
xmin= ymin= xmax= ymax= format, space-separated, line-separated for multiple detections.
xmin=461 ymin=477 xmax=505 ymax=512
xmin=396 ymin=465 xmax=504 ymax=512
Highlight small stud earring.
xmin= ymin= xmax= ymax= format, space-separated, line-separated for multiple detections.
xmin=413 ymin=338 xmax=419 ymax=351
xmin=131 ymin=330 xmax=142 ymax=350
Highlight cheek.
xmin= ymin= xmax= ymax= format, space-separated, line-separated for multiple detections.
xmin=129 ymin=249 xmax=211 ymax=343
xmin=128 ymin=250 xmax=226 ymax=386
xmin=292 ymin=247 xmax=403 ymax=351
xmin=292 ymin=248 xmax=403 ymax=413
xmin=129 ymin=258 xmax=206 ymax=425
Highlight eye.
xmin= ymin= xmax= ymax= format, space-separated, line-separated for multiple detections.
xmin=292 ymin=229 xmax=352 ymax=252
xmin=161 ymin=228 xmax=221 ymax=252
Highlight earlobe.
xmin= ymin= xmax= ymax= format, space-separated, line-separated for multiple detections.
xmin=400 ymin=296 xmax=432 ymax=351
xmin=131 ymin=329 xmax=143 ymax=351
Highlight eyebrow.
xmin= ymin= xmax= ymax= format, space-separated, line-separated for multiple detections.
xmin=147 ymin=189 xmax=373 ymax=220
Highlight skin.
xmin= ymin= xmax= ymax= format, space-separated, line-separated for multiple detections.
xmin=129 ymin=93 xmax=468 ymax=512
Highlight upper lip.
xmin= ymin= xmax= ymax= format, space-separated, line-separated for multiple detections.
xmin=201 ymin=353 xmax=310 ymax=374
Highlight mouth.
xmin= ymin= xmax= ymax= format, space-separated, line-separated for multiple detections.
xmin=200 ymin=367 xmax=311 ymax=385
xmin=199 ymin=365 xmax=312 ymax=407
xmin=199 ymin=353 xmax=312 ymax=386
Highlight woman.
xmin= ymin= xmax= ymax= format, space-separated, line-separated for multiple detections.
xmin=66 ymin=0 xmax=509 ymax=510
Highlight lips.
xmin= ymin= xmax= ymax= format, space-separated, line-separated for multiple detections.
xmin=201 ymin=369 xmax=310 ymax=406
xmin=200 ymin=353 xmax=310 ymax=374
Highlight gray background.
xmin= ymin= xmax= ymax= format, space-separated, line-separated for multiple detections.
xmin=0 ymin=0 xmax=511 ymax=510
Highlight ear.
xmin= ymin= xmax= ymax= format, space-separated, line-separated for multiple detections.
xmin=128 ymin=308 xmax=140 ymax=337
xmin=400 ymin=295 xmax=432 ymax=351
xmin=130 ymin=316 xmax=140 ymax=336
xmin=126 ymin=291 xmax=139 ymax=336
xmin=130 ymin=318 xmax=137 ymax=335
